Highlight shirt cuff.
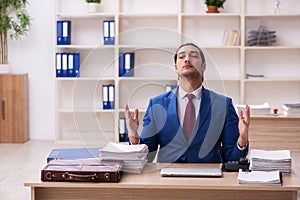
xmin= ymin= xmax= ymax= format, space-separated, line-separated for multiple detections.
xmin=237 ymin=141 xmax=248 ymax=151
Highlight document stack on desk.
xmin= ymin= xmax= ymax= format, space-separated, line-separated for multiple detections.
xmin=249 ymin=149 xmax=292 ymax=173
xmin=99 ymin=142 xmax=148 ymax=173
xmin=237 ymin=169 xmax=282 ymax=186
xmin=282 ymin=103 xmax=300 ymax=116
xmin=236 ymin=102 xmax=271 ymax=115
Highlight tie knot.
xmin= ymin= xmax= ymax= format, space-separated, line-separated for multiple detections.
xmin=187 ymin=94 xmax=194 ymax=101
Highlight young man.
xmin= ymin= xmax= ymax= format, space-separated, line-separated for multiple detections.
xmin=125 ymin=43 xmax=250 ymax=163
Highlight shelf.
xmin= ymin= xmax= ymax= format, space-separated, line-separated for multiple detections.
xmin=245 ymin=14 xmax=300 ymax=17
xmin=206 ymin=77 xmax=241 ymax=81
xmin=117 ymin=44 xmax=177 ymax=49
xmin=57 ymin=12 xmax=115 ymax=19
xmin=181 ymin=13 xmax=241 ymax=17
xmin=56 ymin=77 xmax=114 ymax=81
xmin=118 ymin=13 xmax=178 ymax=18
xmin=245 ymin=46 xmax=300 ymax=50
xmin=118 ymin=108 xmax=147 ymax=113
xmin=58 ymin=108 xmax=115 ymax=113
xmin=203 ymin=46 xmax=241 ymax=49
xmin=119 ymin=77 xmax=177 ymax=81
xmin=245 ymin=78 xmax=300 ymax=82
xmin=57 ymin=45 xmax=115 ymax=50
xmin=250 ymin=115 xmax=300 ymax=119
xmin=55 ymin=0 xmax=300 ymax=143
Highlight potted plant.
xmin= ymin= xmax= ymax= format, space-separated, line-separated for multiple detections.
xmin=204 ymin=0 xmax=226 ymax=13
xmin=0 ymin=0 xmax=31 ymax=73
xmin=86 ymin=0 xmax=102 ymax=13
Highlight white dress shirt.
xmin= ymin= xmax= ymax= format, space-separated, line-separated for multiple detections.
xmin=177 ymin=86 xmax=202 ymax=128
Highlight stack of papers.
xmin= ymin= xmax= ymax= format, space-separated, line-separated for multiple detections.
xmin=237 ymin=169 xmax=282 ymax=186
xmin=249 ymin=149 xmax=292 ymax=173
xmin=99 ymin=142 xmax=148 ymax=173
xmin=282 ymin=103 xmax=300 ymax=116
xmin=235 ymin=102 xmax=271 ymax=115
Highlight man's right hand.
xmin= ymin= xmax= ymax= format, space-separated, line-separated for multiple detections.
xmin=125 ymin=104 xmax=140 ymax=144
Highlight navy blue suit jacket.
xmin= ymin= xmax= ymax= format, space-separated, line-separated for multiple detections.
xmin=140 ymin=86 xmax=248 ymax=163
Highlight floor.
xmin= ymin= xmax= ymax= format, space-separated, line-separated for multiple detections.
xmin=1 ymin=140 xmax=300 ymax=200
xmin=0 ymin=140 xmax=84 ymax=200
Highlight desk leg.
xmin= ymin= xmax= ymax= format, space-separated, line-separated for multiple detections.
xmin=30 ymin=187 xmax=35 ymax=200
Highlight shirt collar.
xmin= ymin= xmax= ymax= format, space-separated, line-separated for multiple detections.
xmin=178 ymin=85 xmax=202 ymax=100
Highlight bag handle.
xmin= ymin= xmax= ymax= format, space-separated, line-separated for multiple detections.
xmin=62 ymin=172 xmax=111 ymax=181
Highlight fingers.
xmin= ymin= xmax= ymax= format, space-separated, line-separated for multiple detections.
xmin=125 ymin=104 xmax=131 ymax=119
xmin=238 ymin=109 xmax=243 ymax=120
xmin=238 ymin=105 xmax=250 ymax=126
xmin=245 ymin=105 xmax=250 ymax=125
xmin=134 ymin=108 xmax=139 ymax=121
xmin=125 ymin=104 xmax=139 ymax=126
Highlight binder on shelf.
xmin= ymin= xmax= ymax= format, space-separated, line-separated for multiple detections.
xmin=57 ymin=21 xmax=63 ymax=45
xmin=108 ymin=84 xmax=115 ymax=109
xmin=57 ymin=20 xmax=71 ymax=45
xmin=56 ymin=53 xmax=63 ymax=77
xmin=68 ymin=53 xmax=80 ymax=77
xmin=62 ymin=53 xmax=68 ymax=77
xmin=102 ymin=85 xmax=109 ymax=109
xmin=119 ymin=52 xmax=135 ymax=77
xmin=103 ymin=20 xmax=115 ymax=45
xmin=102 ymin=84 xmax=114 ymax=109
xmin=119 ymin=118 xmax=127 ymax=142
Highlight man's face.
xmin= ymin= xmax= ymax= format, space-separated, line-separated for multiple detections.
xmin=174 ymin=45 xmax=205 ymax=79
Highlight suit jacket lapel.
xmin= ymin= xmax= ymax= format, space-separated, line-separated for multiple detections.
xmin=166 ymin=89 xmax=179 ymax=126
xmin=198 ymin=87 xmax=211 ymax=129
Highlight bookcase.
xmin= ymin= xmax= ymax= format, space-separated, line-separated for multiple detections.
xmin=55 ymin=0 xmax=300 ymax=146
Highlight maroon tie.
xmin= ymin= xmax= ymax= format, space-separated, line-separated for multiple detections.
xmin=183 ymin=94 xmax=196 ymax=140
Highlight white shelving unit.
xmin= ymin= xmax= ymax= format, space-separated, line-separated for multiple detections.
xmin=55 ymin=0 xmax=300 ymax=145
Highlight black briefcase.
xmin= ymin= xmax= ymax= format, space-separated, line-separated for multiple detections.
xmin=41 ymin=159 xmax=123 ymax=182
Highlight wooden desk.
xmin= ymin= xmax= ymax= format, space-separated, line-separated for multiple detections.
xmin=25 ymin=152 xmax=300 ymax=200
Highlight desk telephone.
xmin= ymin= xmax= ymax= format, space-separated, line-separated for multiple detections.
xmin=222 ymin=157 xmax=250 ymax=172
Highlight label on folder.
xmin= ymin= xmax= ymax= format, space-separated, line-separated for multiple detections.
xmin=103 ymin=21 xmax=109 ymax=38
xmin=56 ymin=53 xmax=62 ymax=77
xmin=125 ymin=54 xmax=131 ymax=70
xmin=62 ymin=22 xmax=69 ymax=37
xmin=62 ymin=53 xmax=68 ymax=77
xmin=68 ymin=54 xmax=74 ymax=70
xmin=109 ymin=21 xmax=115 ymax=38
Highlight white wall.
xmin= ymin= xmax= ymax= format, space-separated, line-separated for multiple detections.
xmin=9 ymin=0 xmax=55 ymax=140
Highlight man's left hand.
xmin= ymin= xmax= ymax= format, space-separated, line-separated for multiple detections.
xmin=238 ymin=105 xmax=250 ymax=148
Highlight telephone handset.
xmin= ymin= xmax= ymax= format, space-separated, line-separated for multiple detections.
xmin=222 ymin=157 xmax=250 ymax=172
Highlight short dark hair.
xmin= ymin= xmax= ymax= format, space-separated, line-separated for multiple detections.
xmin=174 ymin=43 xmax=206 ymax=64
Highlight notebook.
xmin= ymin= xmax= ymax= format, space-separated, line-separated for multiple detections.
xmin=160 ymin=167 xmax=223 ymax=177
